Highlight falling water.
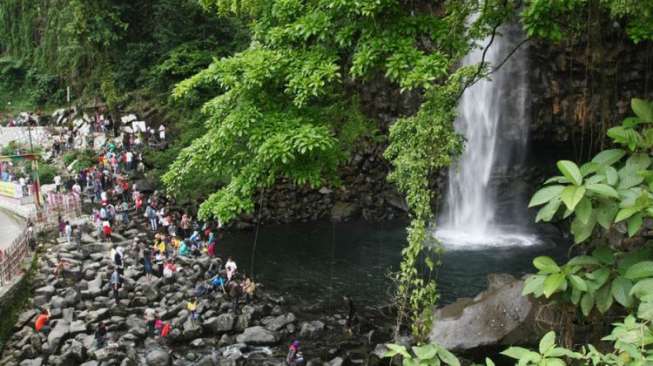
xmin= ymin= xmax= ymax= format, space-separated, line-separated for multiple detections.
xmin=436 ymin=23 xmax=540 ymax=248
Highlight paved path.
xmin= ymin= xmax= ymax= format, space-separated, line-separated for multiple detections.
xmin=0 ymin=208 xmax=23 ymax=251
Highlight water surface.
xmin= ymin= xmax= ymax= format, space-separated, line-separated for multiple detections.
xmin=219 ymin=220 xmax=569 ymax=306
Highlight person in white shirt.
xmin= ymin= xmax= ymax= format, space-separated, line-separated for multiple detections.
xmin=225 ymin=257 xmax=237 ymax=281
xmin=54 ymin=175 xmax=62 ymax=192
xmin=158 ymin=124 xmax=166 ymax=141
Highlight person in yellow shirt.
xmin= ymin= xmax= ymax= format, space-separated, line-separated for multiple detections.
xmin=187 ymin=297 xmax=199 ymax=323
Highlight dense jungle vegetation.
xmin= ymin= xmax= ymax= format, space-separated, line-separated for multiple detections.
xmin=1 ymin=0 xmax=653 ymax=362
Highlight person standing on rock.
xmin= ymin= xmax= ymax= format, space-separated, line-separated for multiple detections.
xmin=144 ymin=308 xmax=156 ymax=335
xmin=242 ymin=275 xmax=256 ymax=304
xmin=228 ymin=280 xmax=242 ymax=315
xmin=142 ymin=245 xmax=153 ymax=281
xmin=225 ymin=257 xmax=237 ymax=281
xmin=95 ymin=322 xmax=108 ymax=348
xmin=64 ymin=221 xmax=72 ymax=244
xmin=187 ymin=297 xmax=199 ymax=323
xmin=74 ymin=225 xmax=82 ymax=247
xmin=286 ymin=340 xmax=305 ymax=366
xmin=146 ymin=204 xmax=158 ymax=232
xmin=113 ymin=247 xmax=124 ymax=275
xmin=110 ymin=267 xmax=122 ymax=305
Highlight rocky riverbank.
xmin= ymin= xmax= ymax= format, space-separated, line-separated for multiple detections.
xmin=0 ymin=214 xmax=396 ymax=366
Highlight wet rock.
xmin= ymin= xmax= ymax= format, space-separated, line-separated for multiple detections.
xmin=331 ymin=202 xmax=359 ymax=222
xmin=206 ymin=313 xmax=235 ymax=333
xmin=299 ymin=321 xmax=325 ymax=339
xmin=145 ymin=348 xmax=170 ymax=366
xmin=263 ymin=313 xmax=295 ymax=332
xmin=47 ymin=320 xmax=70 ymax=352
xmin=19 ymin=358 xmax=43 ymax=366
xmin=236 ymin=326 xmax=279 ymax=345
xmin=429 ymin=274 xmax=549 ymax=350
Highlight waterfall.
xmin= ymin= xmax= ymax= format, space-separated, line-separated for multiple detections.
xmin=435 ymin=23 xmax=540 ymax=248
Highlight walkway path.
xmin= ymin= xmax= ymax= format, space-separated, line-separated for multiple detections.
xmin=0 ymin=207 xmax=23 ymax=251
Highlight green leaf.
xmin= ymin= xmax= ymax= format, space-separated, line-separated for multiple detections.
xmin=570 ymin=215 xmax=596 ymax=243
xmin=529 ymin=185 xmax=565 ymax=207
xmin=632 ymin=98 xmax=653 ymax=122
xmin=384 ymin=344 xmax=411 ymax=359
xmin=611 ymin=276 xmax=634 ymax=308
xmin=596 ymin=284 xmax=614 ymax=313
xmin=592 ymin=149 xmax=626 ymax=166
xmin=569 ymin=274 xmax=588 ymax=292
xmin=412 ymin=345 xmax=437 ymax=360
xmin=533 ymin=256 xmax=560 ymax=274
xmin=535 ymin=198 xmax=561 ymax=223
xmin=539 ymin=331 xmax=556 ymax=354
xmin=485 ymin=358 xmax=495 ymax=366
xmin=501 ymin=347 xmax=532 ymax=360
xmin=567 ymin=255 xmax=600 ymax=267
xmin=587 ymin=268 xmax=611 ymax=293
xmin=637 ymin=301 xmax=653 ymax=320
xmin=592 ymin=247 xmax=615 ymax=265
xmin=616 ymin=206 xmax=641 ymax=222
xmin=581 ymin=292 xmax=594 ymax=316
xmin=595 ymin=201 xmax=619 ymax=229
xmin=543 ymin=273 xmax=566 ymax=298
xmin=627 ymin=213 xmax=643 ymax=237
xmin=575 ymin=197 xmax=592 ymax=224
xmin=630 ymin=278 xmax=653 ymax=299
xmin=546 ymin=358 xmax=566 ymax=366
xmin=626 ymin=153 xmax=652 ymax=171
xmin=557 ymin=160 xmax=583 ymax=185
xmin=436 ymin=346 xmax=460 ymax=366
xmin=560 ymin=185 xmax=586 ymax=211
xmin=585 ymin=183 xmax=619 ymax=199
xmin=605 ymin=166 xmax=619 ymax=185
xmin=625 ymin=261 xmax=653 ymax=280
xmin=523 ymin=275 xmax=546 ymax=296
xmin=580 ymin=162 xmax=601 ymax=177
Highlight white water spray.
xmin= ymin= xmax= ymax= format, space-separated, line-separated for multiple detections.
xmin=436 ymin=24 xmax=539 ymax=248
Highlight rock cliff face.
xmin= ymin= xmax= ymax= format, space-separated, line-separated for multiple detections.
xmin=529 ymin=24 xmax=653 ymax=160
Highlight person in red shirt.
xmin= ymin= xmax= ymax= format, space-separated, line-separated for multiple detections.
xmin=35 ymin=308 xmax=51 ymax=333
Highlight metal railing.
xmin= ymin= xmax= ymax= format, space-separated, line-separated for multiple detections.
xmin=0 ymin=193 xmax=82 ymax=286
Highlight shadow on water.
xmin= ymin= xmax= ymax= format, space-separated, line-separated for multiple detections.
xmin=219 ymin=220 xmax=571 ymax=306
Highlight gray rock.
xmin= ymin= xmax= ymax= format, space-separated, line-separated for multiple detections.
xmin=145 ymin=348 xmax=171 ymax=366
xmin=35 ymin=285 xmax=55 ymax=297
xmin=299 ymin=321 xmax=325 ymax=339
xmin=429 ymin=274 xmax=549 ymax=350
xmin=203 ymin=313 xmax=235 ymax=334
xmin=328 ymin=357 xmax=344 ymax=366
xmin=47 ymin=320 xmax=70 ymax=352
xmin=235 ymin=326 xmax=279 ymax=345
xmin=331 ymin=202 xmax=359 ymax=221
xmin=19 ymin=358 xmax=43 ymax=366
xmin=69 ymin=320 xmax=87 ymax=336
xmin=263 ymin=313 xmax=296 ymax=331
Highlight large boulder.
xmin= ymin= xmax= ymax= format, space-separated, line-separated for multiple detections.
xmin=146 ymin=348 xmax=171 ymax=366
xmin=263 ymin=313 xmax=296 ymax=331
xmin=429 ymin=274 xmax=551 ymax=351
xmin=235 ymin=326 xmax=279 ymax=345
xmin=47 ymin=320 xmax=70 ymax=352
xmin=299 ymin=320 xmax=325 ymax=339
xmin=203 ymin=313 xmax=235 ymax=334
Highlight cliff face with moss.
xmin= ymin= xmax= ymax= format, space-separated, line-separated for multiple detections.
xmin=529 ymin=27 xmax=653 ymax=161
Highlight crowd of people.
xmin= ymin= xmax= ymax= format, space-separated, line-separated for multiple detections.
xmin=29 ymin=115 xmax=329 ymax=365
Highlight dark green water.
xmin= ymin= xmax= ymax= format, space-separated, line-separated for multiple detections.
xmin=219 ymin=220 xmax=569 ymax=306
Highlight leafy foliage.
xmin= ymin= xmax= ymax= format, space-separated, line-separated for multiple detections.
xmin=529 ymin=99 xmax=653 ymax=244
